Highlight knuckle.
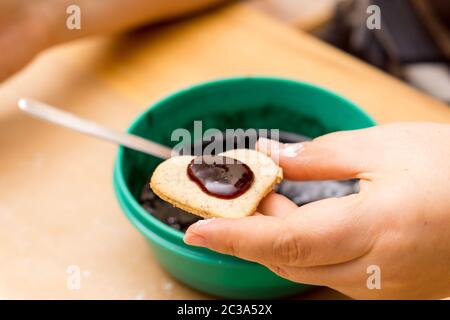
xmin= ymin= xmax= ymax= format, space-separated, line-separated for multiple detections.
xmin=222 ymin=238 xmax=240 ymax=257
xmin=272 ymin=228 xmax=311 ymax=265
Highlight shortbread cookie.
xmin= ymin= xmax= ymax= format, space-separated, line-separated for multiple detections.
xmin=150 ymin=149 xmax=283 ymax=219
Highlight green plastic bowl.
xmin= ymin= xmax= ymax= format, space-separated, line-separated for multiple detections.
xmin=113 ymin=77 xmax=376 ymax=298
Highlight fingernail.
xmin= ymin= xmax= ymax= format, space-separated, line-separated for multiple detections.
xmin=280 ymin=143 xmax=303 ymax=158
xmin=257 ymin=138 xmax=303 ymax=159
xmin=183 ymin=218 xmax=217 ymax=247
xmin=184 ymin=233 xmax=207 ymax=247
xmin=192 ymin=218 xmax=217 ymax=228
xmin=257 ymin=138 xmax=282 ymax=156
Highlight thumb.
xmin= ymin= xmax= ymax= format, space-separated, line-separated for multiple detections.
xmin=184 ymin=195 xmax=374 ymax=267
xmin=184 ymin=215 xmax=285 ymax=264
xmin=256 ymin=130 xmax=371 ymax=181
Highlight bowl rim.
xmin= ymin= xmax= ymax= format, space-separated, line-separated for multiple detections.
xmin=113 ymin=76 xmax=376 ymax=263
xmin=114 ymin=175 xmax=254 ymax=265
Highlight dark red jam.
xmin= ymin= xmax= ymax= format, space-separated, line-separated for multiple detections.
xmin=187 ymin=155 xmax=254 ymax=199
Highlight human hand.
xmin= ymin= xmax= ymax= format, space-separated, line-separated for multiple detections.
xmin=0 ymin=0 xmax=52 ymax=82
xmin=184 ymin=122 xmax=450 ymax=299
xmin=0 ymin=0 xmax=228 ymax=83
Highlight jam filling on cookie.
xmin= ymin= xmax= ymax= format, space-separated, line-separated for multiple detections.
xmin=187 ymin=155 xmax=254 ymax=199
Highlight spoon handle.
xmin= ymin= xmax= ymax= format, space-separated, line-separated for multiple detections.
xmin=18 ymin=98 xmax=172 ymax=159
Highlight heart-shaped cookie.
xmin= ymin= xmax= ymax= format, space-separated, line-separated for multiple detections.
xmin=150 ymin=149 xmax=283 ymax=219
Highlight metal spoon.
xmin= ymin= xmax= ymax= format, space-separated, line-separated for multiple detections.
xmin=18 ymin=98 xmax=172 ymax=159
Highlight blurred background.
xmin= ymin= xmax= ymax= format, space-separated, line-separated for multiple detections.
xmin=1 ymin=0 xmax=449 ymax=300
xmin=249 ymin=0 xmax=450 ymax=103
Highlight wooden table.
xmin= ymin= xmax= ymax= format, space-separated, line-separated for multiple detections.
xmin=0 ymin=3 xmax=449 ymax=299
